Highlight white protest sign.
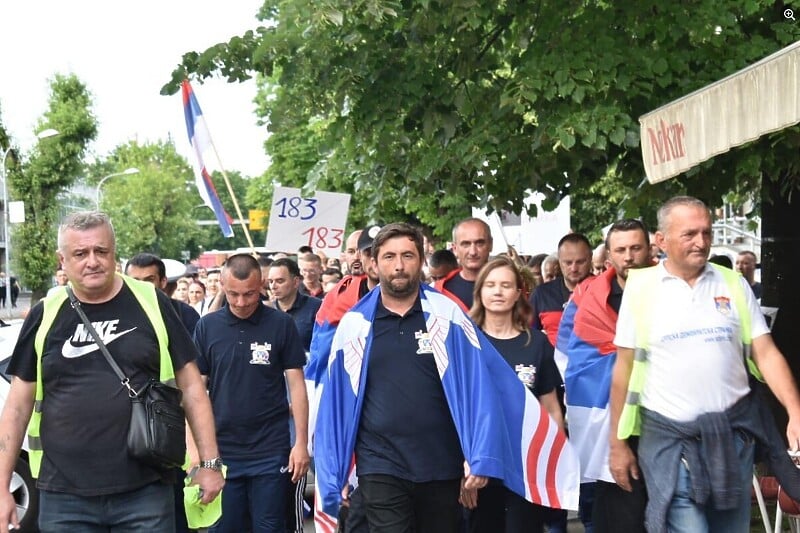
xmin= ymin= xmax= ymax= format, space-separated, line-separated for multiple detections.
xmin=265 ymin=187 xmax=351 ymax=255
xmin=472 ymin=192 xmax=570 ymax=256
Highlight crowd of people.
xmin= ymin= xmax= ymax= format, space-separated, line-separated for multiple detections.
xmin=0 ymin=195 xmax=794 ymax=533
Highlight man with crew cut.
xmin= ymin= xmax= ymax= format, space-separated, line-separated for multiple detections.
xmin=434 ymin=217 xmax=493 ymax=312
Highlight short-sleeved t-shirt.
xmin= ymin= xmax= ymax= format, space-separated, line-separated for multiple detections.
xmin=443 ymin=274 xmax=475 ymax=310
xmin=7 ymin=283 xmax=197 ymax=496
xmin=484 ymin=329 xmax=561 ymax=398
xmin=194 ymin=303 xmax=306 ymax=461
xmin=614 ymin=262 xmax=769 ymax=421
xmin=356 ymin=296 xmax=463 ymax=482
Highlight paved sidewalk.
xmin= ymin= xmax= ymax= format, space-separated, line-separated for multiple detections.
xmin=0 ymin=291 xmax=32 ymax=322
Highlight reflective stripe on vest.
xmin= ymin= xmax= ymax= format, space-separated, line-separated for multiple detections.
xmin=28 ymin=275 xmax=174 ymax=478
xmin=617 ymin=264 xmax=757 ymax=440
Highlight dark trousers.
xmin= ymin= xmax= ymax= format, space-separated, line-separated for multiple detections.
xmin=579 ymin=481 xmax=595 ymax=533
xmin=341 ymin=487 xmax=369 ymax=533
xmin=285 ymin=474 xmax=307 ymax=532
xmin=468 ymin=481 xmax=549 ymax=533
xmin=592 ymin=478 xmax=647 ymax=533
xmin=359 ymin=474 xmax=461 ymax=533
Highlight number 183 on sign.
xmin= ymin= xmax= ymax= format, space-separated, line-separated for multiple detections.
xmin=265 ymin=187 xmax=351 ymax=255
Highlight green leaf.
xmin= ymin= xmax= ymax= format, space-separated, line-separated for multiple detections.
xmin=558 ymin=129 xmax=576 ymax=150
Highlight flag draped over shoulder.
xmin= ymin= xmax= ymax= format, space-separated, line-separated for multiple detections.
xmin=555 ymin=269 xmax=618 ymax=483
xmin=306 ymin=275 xmax=366 ymax=387
xmin=305 ymin=275 xmax=366 ymax=462
xmin=181 ymin=80 xmax=234 ymax=238
xmin=314 ymin=284 xmax=580 ymax=529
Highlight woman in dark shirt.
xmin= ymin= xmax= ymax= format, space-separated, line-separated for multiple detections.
xmin=466 ymin=256 xmax=564 ymax=533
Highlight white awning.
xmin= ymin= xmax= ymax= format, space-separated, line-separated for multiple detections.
xmin=640 ymin=40 xmax=800 ymax=184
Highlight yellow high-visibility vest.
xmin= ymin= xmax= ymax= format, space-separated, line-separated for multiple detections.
xmin=617 ymin=264 xmax=760 ymax=439
xmin=28 ymin=276 xmax=174 ymax=477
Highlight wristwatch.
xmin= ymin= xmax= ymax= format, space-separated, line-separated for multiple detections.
xmin=199 ymin=457 xmax=224 ymax=471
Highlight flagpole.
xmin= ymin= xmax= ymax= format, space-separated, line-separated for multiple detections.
xmin=207 ymin=141 xmax=256 ymax=253
xmin=491 ymin=211 xmax=523 ymax=265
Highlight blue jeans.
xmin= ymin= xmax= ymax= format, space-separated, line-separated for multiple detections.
xmin=666 ymin=430 xmax=755 ymax=533
xmin=39 ymin=481 xmax=174 ymax=532
xmin=210 ymin=457 xmax=289 ymax=533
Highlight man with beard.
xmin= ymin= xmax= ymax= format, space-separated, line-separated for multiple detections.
xmin=343 ymin=230 xmax=364 ymax=276
xmin=316 ymin=223 xmax=489 ymax=532
xmin=556 ymin=219 xmax=652 ymax=533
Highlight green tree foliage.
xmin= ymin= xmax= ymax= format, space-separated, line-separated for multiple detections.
xmin=8 ymin=74 xmax=97 ymax=300
xmin=97 ymin=143 xmax=258 ymax=258
xmin=163 ymin=1 xmax=800 ymax=240
xmin=199 ymin=169 xmax=262 ymax=252
xmin=97 ymin=141 xmax=208 ymax=260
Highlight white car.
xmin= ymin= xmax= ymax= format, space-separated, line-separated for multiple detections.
xmin=0 ymin=320 xmax=39 ymax=532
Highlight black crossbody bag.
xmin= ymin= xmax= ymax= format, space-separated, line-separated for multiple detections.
xmin=67 ymin=287 xmax=186 ymax=470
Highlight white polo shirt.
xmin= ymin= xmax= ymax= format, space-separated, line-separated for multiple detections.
xmin=614 ymin=262 xmax=769 ymax=422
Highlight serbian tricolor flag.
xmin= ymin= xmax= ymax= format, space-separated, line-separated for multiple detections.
xmin=555 ymin=269 xmax=618 ymax=483
xmin=313 ymin=284 xmax=580 ymax=530
xmin=181 ymin=80 xmax=234 ymax=238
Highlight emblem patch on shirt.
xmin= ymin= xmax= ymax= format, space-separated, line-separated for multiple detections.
xmin=714 ymin=296 xmax=731 ymax=316
xmin=515 ymin=364 xmax=536 ymax=387
xmin=415 ymin=330 xmax=434 ymax=355
xmin=249 ymin=342 xmax=272 ymax=365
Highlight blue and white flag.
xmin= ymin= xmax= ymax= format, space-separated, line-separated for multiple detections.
xmin=314 ymin=284 xmax=580 ymax=528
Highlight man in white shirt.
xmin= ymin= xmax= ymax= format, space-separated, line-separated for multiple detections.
xmin=609 ymin=196 xmax=800 ymax=532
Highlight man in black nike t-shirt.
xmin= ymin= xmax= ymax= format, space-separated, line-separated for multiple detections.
xmin=0 ymin=211 xmax=224 ymax=532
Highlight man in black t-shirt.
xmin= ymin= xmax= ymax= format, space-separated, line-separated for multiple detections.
xmin=434 ymin=218 xmax=493 ymax=312
xmin=0 ymin=211 xmax=223 ymax=532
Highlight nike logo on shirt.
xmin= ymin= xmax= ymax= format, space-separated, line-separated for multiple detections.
xmin=61 ymin=319 xmax=137 ymax=359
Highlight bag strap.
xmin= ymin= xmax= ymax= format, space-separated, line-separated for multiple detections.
xmin=66 ymin=287 xmax=137 ymax=398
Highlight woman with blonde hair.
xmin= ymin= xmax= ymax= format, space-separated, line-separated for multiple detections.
xmin=466 ymin=255 xmax=564 ymax=533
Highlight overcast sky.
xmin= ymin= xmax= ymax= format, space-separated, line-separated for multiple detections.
xmin=0 ymin=0 xmax=268 ymax=177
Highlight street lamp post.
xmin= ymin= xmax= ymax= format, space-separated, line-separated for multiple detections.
xmin=95 ymin=167 xmax=140 ymax=209
xmin=0 ymin=128 xmax=60 ymax=319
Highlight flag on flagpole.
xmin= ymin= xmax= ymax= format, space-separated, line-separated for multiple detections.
xmin=181 ymin=80 xmax=234 ymax=238
xmin=313 ymin=284 xmax=580 ymax=526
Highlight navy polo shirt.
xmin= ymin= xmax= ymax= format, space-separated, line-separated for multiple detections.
xmin=194 ymin=303 xmax=306 ymax=461
xmin=278 ymin=292 xmax=322 ymax=352
xmin=355 ymin=295 xmax=463 ymax=482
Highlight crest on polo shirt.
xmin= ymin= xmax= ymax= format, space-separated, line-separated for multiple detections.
xmin=415 ymin=330 xmax=434 ymax=355
xmin=714 ymin=296 xmax=731 ymax=316
xmin=515 ymin=364 xmax=536 ymax=387
xmin=249 ymin=342 xmax=272 ymax=365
